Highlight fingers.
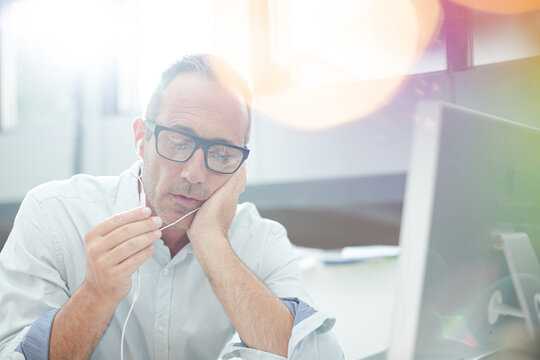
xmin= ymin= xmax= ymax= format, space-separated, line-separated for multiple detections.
xmin=89 ymin=207 xmax=152 ymax=238
xmin=105 ymin=229 xmax=161 ymax=266
xmin=200 ymin=164 xmax=246 ymax=206
xmin=104 ymin=216 xmax=162 ymax=250
xmin=236 ymin=164 xmax=247 ymax=187
xmin=83 ymin=206 xmax=161 ymax=303
xmin=231 ymin=164 xmax=247 ymax=199
xmin=116 ymin=244 xmax=156 ymax=276
xmin=221 ymin=164 xmax=246 ymax=196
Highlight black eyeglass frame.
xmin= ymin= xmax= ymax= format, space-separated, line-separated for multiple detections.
xmin=144 ymin=120 xmax=250 ymax=174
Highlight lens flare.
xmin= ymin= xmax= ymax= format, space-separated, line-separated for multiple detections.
xmin=434 ymin=311 xmax=478 ymax=347
xmin=450 ymin=0 xmax=540 ymax=14
xmin=253 ymin=0 xmax=444 ymax=130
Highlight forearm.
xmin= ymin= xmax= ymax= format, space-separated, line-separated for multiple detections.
xmin=195 ymin=237 xmax=293 ymax=357
xmin=49 ymin=283 xmax=117 ymax=360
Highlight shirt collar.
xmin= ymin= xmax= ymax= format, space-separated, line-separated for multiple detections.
xmin=113 ymin=161 xmax=142 ymax=216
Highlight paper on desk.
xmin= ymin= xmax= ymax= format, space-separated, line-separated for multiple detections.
xmin=294 ymin=245 xmax=399 ymax=269
xmin=341 ymin=245 xmax=399 ymax=260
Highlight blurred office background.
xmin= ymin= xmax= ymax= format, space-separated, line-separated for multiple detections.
xmin=0 ymin=0 xmax=540 ymax=358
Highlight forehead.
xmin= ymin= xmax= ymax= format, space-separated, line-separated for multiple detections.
xmin=156 ymin=73 xmax=249 ymax=146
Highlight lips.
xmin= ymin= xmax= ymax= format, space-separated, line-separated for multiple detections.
xmin=171 ymin=193 xmax=200 ymax=207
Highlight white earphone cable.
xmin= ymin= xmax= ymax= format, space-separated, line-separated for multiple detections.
xmin=122 ymin=165 xmax=199 ymax=360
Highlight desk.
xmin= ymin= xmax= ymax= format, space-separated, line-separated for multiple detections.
xmin=301 ymin=258 xmax=398 ymax=359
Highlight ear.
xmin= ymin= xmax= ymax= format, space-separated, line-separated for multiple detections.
xmin=132 ymin=117 xmax=146 ymax=159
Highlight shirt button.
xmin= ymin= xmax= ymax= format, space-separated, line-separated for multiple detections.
xmin=157 ymin=325 xmax=165 ymax=333
xmin=163 ymin=269 xmax=170 ymax=276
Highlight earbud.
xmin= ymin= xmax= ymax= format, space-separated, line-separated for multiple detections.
xmin=136 ymin=139 xmax=143 ymax=154
xmin=139 ymin=190 xmax=146 ymax=208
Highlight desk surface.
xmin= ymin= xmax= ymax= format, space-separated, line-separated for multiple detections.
xmin=302 ymin=258 xmax=398 ymax=360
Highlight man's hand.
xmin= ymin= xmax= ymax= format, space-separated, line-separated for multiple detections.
xmin=187 ymin=164 xmax=246 ymax=246
xmin=82 ymin=207 xmax=162 ymax=305
xmin=50 ymin=207 xmax=162 ymax=360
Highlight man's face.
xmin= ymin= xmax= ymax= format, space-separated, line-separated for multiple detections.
xmin=141 ymin=73 xmax=249 ymax=228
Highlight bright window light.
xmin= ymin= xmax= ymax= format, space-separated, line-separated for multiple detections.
xmin=7 ymin=0 xmax=120 ymax=69
xmin=135 ymin=0 xmax=216 ymax=115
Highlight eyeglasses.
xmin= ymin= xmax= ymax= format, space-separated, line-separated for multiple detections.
xmin=144 ymin=120 xmax=249 ymax=174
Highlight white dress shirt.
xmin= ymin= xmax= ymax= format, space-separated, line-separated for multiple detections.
xmin=0 ymin=162 xmax=343 ymax=359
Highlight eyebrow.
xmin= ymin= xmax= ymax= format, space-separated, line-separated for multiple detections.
xmin=168 ymin=124 xmax=236 ymax=146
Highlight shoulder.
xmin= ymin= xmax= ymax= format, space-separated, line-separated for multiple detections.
xmin=27 ymin=173 xmax=121 ymax=205
xmin=19 ymin=171 xmax=129 ymax=230
xmin=229 ymin=202 xmax=300 ymax=283
xmin=232 ymin=202 xmax=286 ymax=236
xmin=229 ymin=202 xmax=291 ymax=256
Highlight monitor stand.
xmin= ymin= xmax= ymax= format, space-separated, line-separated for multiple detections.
xmin=470 ymin=232 xmax=540 ymax=360
xmin=491 ymin=232 xmax=540 ymax=341
xmin=363 ymin=232 xmax=540 ymax=360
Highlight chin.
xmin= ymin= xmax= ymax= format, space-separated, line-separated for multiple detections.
xmin=168 ymin=222 xmax=190 ymax=230
xmin=161 ymin=209 xmax=196 ymax=229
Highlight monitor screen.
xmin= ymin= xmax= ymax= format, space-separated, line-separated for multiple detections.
xmin=388 ymin=101 xmax=540 ymax=360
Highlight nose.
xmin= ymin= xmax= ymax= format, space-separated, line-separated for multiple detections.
xmin=179 ymin=147 xmax=207 ymax=184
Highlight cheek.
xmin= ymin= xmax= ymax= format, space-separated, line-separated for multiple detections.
xmin=206 ymin=174 xmax=231 ymax=195
xmin=142 ymin=154 xmax=167 ymax=196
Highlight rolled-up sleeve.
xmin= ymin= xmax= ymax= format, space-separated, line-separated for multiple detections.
xmin=221 ymin=218 xmax=344 ymax=359
xmin=14 ymin=309 xmax=59 ymax=360
xmin=221 ymin=298 xmax=343 ymax=359
xmin=281 ymin=298 xmax=343 ymax=360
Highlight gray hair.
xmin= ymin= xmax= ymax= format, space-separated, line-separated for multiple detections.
xmin=145 ymin=54 xmax=252 ymax=144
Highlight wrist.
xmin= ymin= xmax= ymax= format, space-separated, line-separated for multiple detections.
xmin=191 ymin=234 xmax=232 ymax=265
xmin=50 ymin=281 xmax=117 ymax=360
xmin=189 ymin=228 xmax=229 ymax=248
xmin=78 ymin=281 xmax=119 ymax=316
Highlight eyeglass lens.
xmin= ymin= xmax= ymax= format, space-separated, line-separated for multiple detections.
xmin=158 ymin=130 xmax=243 ymax=173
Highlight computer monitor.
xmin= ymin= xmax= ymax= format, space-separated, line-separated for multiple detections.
xmin=387 ymin=101 xmax=540 ymax=359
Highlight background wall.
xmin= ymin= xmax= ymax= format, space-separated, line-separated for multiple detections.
xmin=2 ymin=0 xmax=540 ymax=251
xmin=2 ymin=56 xmax=540 ymax=250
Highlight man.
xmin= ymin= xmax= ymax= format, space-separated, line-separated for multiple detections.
xmin=0 ymin=54 xmax=343 ymax=359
